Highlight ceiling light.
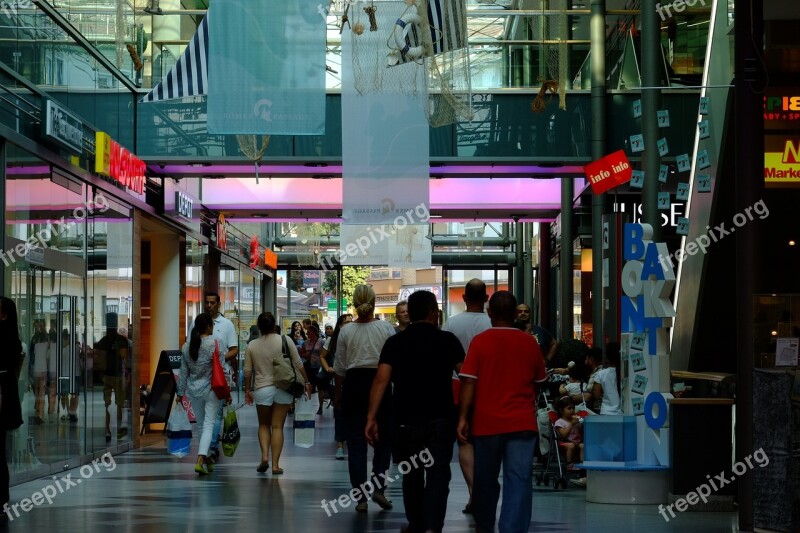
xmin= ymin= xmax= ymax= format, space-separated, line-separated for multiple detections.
xmin=790 ymin=240 xmax=796 ymax=246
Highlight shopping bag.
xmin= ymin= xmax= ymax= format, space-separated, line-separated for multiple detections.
xmin=537 ymin=406 xmax=552 ymax=456
xmin=221 ymin=406 xmax=241 ymax=457
xmin=211 ymin=340 xmax=231 ymax=400
xmin=166 ymin=403 xmax=192 ymax=458
xmin=293 ymin=396 xmax=315 ymax=448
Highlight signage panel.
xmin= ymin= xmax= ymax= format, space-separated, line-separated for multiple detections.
xmin=765 ymin=136 xmax=800 ymax=185
xmin=44 ymin=100 xmax=83 ymax=153
xmin=95 ymin=132 xmax=146 ymax=194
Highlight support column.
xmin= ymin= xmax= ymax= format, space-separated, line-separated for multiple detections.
xmin=560 ymin=178 xmax=574 ymax=340
xmin=0 ymin=138 xmax=6 ymax=297
xmin=591 ymin=0 xmax=607 ymax=348
xmin=149 ymin=233 xmax=180 ymax=384
xmin=641 ymin=0 xmax=662 ymax=239
xmin=735 ymin=0 xmax=762 ymax=528
xmin=539 ymin=222 xmax=552 ymax=331
xmin=524 ymin=222 xmax=534 ymax=310
xmin=515 ymin=220 xmax=524 ymax=300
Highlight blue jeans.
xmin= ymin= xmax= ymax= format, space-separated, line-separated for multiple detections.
xmin=472 ymin=431 xmax=536 ymax=533
xmin=392 ymin=419 xmax=456 ymax=532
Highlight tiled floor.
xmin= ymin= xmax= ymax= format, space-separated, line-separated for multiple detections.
xmin=3 ymin=401 xmax=738 ymax=532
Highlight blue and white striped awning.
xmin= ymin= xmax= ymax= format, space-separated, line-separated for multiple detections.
xmin=141 ymin=16 xmax=208 ymax=103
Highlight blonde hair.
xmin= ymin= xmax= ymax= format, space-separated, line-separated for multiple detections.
xmin=352 ymin=285 xmax=376 ymax=318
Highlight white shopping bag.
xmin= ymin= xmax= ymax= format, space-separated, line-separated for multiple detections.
xmin=293 ymin=396 xmax=315 ymax=448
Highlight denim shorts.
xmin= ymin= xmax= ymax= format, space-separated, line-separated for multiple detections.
xmin=253 ymin=385 xmax=293 ymax=406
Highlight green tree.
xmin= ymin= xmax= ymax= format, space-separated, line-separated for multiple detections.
xmin=322 ymin=267 xmax=371 ymax=310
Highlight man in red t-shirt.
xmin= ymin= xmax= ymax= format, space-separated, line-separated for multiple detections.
xmin=457 ymin=291 xmax=547 ymax=533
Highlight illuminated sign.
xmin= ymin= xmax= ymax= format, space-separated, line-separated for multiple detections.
xmin=765 ymin=136 xmax=800 ymax=185
xmin=175 ymin=191 xmax=193 ymax=220
xmin=763 ymin=89 xmax=800 ymax=129
xmin=765 ymin=96 xmax=800 ymax=112
xmin=43 ymin=100 xmax=83 ymax=153
xmin=584 ymin=150 xmax=633 ymax=194
xmin=264 ymin=249 xmax=278 ymax=270
xmin=95 ymin=132 xmax=146 ymax=194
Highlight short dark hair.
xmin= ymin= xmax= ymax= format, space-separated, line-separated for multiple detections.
xmin=488 ymin=291 xmax=517 ymax=322
xmin=204 ymin=291 xmax=220 ymax=303
xmin=555 ymin=395 xmax=575 ymax=416
xmin=464 ymin=279 xmax=487 ymax=304
xmin=257 ymin=312 xmax=276 ymax=335
xmin=408 ymin=290 xmax=438 ymax=322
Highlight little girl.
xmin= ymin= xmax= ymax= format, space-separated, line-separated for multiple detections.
xmin=554 ymin=396 xmax=584 ymax=467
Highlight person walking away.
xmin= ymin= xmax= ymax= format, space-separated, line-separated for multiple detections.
xmin=321 ymin=314 xmax=352 ymax=460
xmin=441 ymin=278 xmax=491 ymax=514
xmin=457 ymin=291 xmax=547 ymax=533
xmin=0 ymin=297 xmax=24 ymax=516
xmin=243 ymin=312 xmax=312 ymax=474
xmin=177 ymin=313 xmax=226 ymax=475
xmin=333 ymin=285 xmax=396 ymax=512
xmin=366 ymin=290 xmax=465 ymax=533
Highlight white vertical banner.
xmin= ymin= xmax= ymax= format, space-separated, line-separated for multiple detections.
xmin=341 ymin=1 xmax=430 ymax=226
xmin=339 ymin=224 xmax=389 ymax=265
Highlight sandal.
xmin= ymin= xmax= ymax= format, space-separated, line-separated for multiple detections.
xmin=272 ymin=468 xmax=284 ymax=475
xmin=256 ymin=461 xmax=269 ymax=473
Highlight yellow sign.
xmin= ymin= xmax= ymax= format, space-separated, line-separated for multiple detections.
xmin=765 ymin=137 xmax=800 ymax=186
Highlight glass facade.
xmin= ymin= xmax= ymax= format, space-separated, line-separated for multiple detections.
xmin=3 ymin=142 xmax=134 ymax=481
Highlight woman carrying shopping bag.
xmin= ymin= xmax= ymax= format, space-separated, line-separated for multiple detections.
xmin=177 ymin=313 xmax=226 ymax=475
xmin=244 ymin=312 xmax=312 ymax=474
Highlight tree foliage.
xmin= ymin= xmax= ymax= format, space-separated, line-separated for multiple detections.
xmin=322 ymin=267 xmax=371 ymax=309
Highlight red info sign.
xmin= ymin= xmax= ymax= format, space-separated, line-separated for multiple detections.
xmin=584 ymin=150 xmax=632 ymax=194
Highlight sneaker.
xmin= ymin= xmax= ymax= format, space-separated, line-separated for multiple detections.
xmin=371 ymin=492 xmax=393 ymax=510
xmin=194 ymin=463 xmax=209 ymax=475
xmin=335 ymin=448 xmax=345 ymax=460
xmin=355 ymin=502 xmax=368 ymax=513
xmin=569 ymin=477 xmax=587 ymax=488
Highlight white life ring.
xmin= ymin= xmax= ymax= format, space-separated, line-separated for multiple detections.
xmin=390 ymin=6 xmax=425 ymax=63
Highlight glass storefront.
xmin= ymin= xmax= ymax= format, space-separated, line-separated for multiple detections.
xmin=3 ymin=143 xmax=134 ymax=481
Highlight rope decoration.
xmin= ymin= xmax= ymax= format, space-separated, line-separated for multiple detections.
xmin=531 ymin=80 xmax=559 ymax=113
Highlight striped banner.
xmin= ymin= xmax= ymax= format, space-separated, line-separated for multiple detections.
xmin=426 ymin=0 xmax=466 ymax=54
xmin=141 ymin=16 xmax=208 ymax=103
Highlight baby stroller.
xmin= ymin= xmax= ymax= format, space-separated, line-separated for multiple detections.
xmin=533 ymin=391 xmax=587 ymax=490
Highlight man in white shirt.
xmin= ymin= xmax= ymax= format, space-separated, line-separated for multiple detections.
xmin=204 ymin=291 xmax=239 ymax=460
xmin=441 ymin=278 xmax=491 ymax=515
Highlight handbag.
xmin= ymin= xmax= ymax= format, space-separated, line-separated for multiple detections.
xmin=293 ymin=396 xmax=315 ymax=448
xmin=211 ymin=340 xmax=231 ymax=400
xmin=221 ymin=405 xmax=241 ymax=457
xmin=273 ymin=336 xmax=305 ymax=398
xmin=166 ymin=403 xmax=192 ymax=457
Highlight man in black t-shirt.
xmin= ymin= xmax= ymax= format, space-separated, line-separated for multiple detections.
xmin=365 ymin=290 xmax=464 ymax=533
xmin=94 ymin=313 xmax=130 ymax=442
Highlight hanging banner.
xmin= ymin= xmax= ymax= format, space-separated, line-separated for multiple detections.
xmin=388 ymin=224 xmax=431 ymax=268
xmin=341 ymin=1 xmax=430 ymax=226
xmin=584 ymin=150 xmax=633 ymax=194
xmin=337 ymin=224 xmax=389 ymax=266
xmin=207 ymin=0 xmax=326 ymax=134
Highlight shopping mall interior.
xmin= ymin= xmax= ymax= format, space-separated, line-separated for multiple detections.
xmin=0 ymin=0 xmax=798 ymax=531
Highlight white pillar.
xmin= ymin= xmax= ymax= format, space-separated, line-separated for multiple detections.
xmin=149 ymin=233 xmax=180 ymax=383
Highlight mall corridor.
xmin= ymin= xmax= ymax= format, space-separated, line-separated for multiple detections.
xmin=3 ymin=397 xmax=737 ymax=533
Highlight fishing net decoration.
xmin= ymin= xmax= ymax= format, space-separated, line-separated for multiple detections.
xmin=236 ymin=135 xmax=271 ymax=184
xmin=534 ymin=0 xmax=568 ymax=111
xmin=343 ymin=0 xmax=472 ymax=126
xmin=295 ymin=224 xmax=323 ymax=267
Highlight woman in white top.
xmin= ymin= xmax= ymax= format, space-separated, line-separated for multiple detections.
xmin=592 ymin=342 xmax=622 ymax=415
xmin=244 ymin=312 xmax=312 ymax=474
xmin=333 ymin=285 xmax=396 ymax=512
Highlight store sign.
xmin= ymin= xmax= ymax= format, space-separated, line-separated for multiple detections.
xmin=95 ymin=132 xmax=146 ymax=194
xmin=250 ymin=235 xmax=260 ymax=269
xmin=44 ymin=100 xmax=83 ymax=153
xmin=584 ymin=150 xmax=632 ymax=194
xmin=398 ymin=286 xmax=441 ymax=301
xmin=264 ymin=249 xmax=278 ymax=270
xmin=613 ymin=202 xmax=685 ymax=227
xmin=175 ymin=191 xmax=193 ymax=220
xmin=763 ymin=89 xmax=800 ymax=129
xmin=765 ymin=137 xmax=800 ymax=184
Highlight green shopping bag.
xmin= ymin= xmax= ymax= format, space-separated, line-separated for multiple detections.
xmin=221 ymin=406 xmax=241 ymax=457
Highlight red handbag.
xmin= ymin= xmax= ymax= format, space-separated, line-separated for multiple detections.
xmin=211 ymin=340 xmax=231 ymax=400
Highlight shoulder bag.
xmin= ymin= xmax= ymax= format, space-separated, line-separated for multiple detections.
xmin=273 ymin=335 xmax=306 ymax=398
xmin=211 ymin=339 xmax=231 ymax=400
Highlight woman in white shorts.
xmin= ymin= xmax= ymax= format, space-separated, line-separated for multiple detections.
xmin=244 ymin=312 xmax=312 ymax=474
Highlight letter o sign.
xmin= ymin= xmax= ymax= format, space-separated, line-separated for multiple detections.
xmin=644 ymin=392 xmax=668 ymax=429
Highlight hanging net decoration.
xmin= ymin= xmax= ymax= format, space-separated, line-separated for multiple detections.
xmin=533 ymin=0 xmax=568 ymax=112
xmin=296 ymin=224 xmax=323 ymax=267
xmin=236 ymin=135 xmax=271 ymax=184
